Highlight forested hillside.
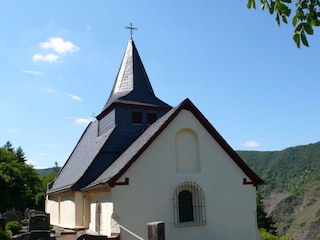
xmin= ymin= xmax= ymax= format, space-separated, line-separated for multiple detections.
xmin=37 ymin=167 xmax=61 ymax=177
xmin=238 ymin=141 xmax=320 ymax=239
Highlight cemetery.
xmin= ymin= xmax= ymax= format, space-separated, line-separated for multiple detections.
xmin=0 ymin=209 xmax=164 ymax=240
xmin=0 ymin=209 xmax=54 ymax=240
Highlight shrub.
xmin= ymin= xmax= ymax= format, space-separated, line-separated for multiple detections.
xmin=0 ymin=229 xmax=11 ymax=240
xmin=5 ymin=221 xmax=20 ymax=235
xmin=260 ymin=228 xmax=292 ymax=240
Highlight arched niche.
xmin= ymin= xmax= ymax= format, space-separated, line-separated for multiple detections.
xmin=175 ymin=128 xmax=200 ymax=173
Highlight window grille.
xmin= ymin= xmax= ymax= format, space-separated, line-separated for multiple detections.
xmin=173 ymin=182 xmax=206 ymax=227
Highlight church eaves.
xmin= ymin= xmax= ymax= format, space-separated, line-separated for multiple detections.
xmin=100 ymin=38 xmax=170 ymax=114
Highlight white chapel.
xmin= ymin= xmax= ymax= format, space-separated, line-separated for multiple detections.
xmin=46 ymin=36 xmax=263 ymax=240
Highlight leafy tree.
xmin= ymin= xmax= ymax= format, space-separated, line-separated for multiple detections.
xmin=247 ymin=0 xmax=320 ymax=47
xmin=0 ymin=147 xmax=40 ymax=212
xmin=257 ymin=190 xmax=277 ymax=234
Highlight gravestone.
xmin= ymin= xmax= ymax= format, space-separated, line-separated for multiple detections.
xmin=2 ymin=210 xmax=22 ymax=224
xmin=28 ymin=213 xmax=51 ymax=240
xmin=29 ymin=213 xmax=50 ymax=231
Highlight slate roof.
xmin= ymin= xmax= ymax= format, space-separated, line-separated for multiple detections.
xmin=100 ymin=38 xmax=170 ymax=114
xmin=83 ymin=98 xmax=263 ymax=190
xmin=47 ymin=121 xmax=115 ymax=193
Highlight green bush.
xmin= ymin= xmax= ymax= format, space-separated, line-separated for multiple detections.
xmin=0 ymin=229 xmax=11 ymax=240
xmin=260 ymin=228 xmax=291 ymax=240
xmin=5 ymin=221 xmax=20 ymax=235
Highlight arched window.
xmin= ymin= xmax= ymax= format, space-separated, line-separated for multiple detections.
xmin=178 ymin=190 xmax=194 ymax=222
xmin=173 ymin=182 xmax=206 ymax=227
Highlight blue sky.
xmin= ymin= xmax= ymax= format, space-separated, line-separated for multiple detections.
xmin=1 ymin=1 xmax=319 ymax=168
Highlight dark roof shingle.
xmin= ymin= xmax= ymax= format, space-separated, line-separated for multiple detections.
xmin=48 ymin=121 xmax=115 ymax=193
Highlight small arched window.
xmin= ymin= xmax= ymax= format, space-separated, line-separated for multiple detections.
xmin=179 ymin=190 xmax=194 ymax=222
xmin=173 ymin=182 xmax=206 ymax=227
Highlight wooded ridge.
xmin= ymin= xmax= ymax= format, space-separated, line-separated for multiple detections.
xmin=238 ymin=141 xmax=320 ymax=239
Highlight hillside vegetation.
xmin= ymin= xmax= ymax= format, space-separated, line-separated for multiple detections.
xmin=238 ymin=141 xmax=320 ymax=239
xmin=37 ymin=167 xmax=61 ymax=177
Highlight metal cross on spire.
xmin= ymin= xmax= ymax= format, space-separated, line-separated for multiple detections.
xmin=125 ymin=22 xmax=137 ymax=38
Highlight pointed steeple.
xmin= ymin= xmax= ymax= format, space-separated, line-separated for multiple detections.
xmin=101 ymin=39 xmax=170 ymax=112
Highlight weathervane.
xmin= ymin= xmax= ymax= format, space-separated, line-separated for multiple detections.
xmin=125 ymin=22 xmax=137 ymax=38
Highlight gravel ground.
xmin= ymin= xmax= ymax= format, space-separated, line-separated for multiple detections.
xmin=52 ymin=226 xmax=84 ymax=240
xmin=55 ymin=234 xmax=78 ymax=240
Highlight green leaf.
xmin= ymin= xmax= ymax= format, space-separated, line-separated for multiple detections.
xmin=269 ymin=1 xmax=276 ymax=14
xmin=303 ymin=23 xmax=314 ymax=34
xmin=276 ymin=13 xmax=281 ymax=26
xmin=308 ymin=16 xmax=319 ymax=27
xmin=296 ymin=9 xmax=305 ymax=20
xmin=277 ymin=3 xmax=291 ymax=17
xmin=265 ymin=0 xmax=271 ymax=10
xmin=293 ymin=31 xmax=301 ymax=48
xmin=293 ymin=15 xmax=299 ymax=26
xmin=282 ymin=15 xmax=288 ymax=23
xmin=300 ymin=30 xmax=309 ymax=46
xmin=301 ymin=1 xmax=308 ymax=9
xmin=296 ymin=22 xmax=304 ymax=31
xmin=247 ymin=0 xmax=256 ymax=9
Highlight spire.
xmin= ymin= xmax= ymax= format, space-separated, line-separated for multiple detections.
xmin=101 ymin=39 xmax=170 ymax=112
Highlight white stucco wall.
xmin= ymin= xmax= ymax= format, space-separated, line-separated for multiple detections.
xmin=74 ymin=191 xmax=85 ymax=227
xmin=110 ymin=109 xmax=260 ymax=240
xmin=46 ymin=194 xmax=59 ymax=225
xmin=46 ymin=191 xmax=86 ymax=229
xmin=88 ymin=188 xmax=114 ymax=236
